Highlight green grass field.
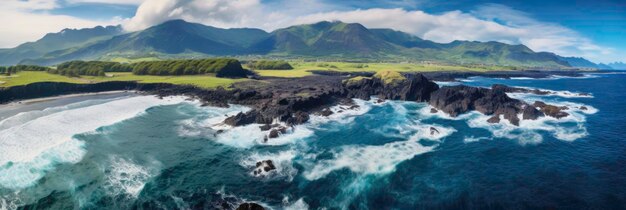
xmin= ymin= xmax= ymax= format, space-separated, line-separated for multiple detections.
xmin=254 ymin=61 xmax=513 ymax=77
xmin=0 ymin=61 xmax=514 ymax=88
xmin=0 ymin=71 xmax=245 ymax=89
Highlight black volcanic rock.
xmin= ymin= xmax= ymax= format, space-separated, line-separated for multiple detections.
xmin=343 ymin=73 xmax=439 ymax=102
xmin=320 ymin=108 xmax=334 ymax=116
xmin=254 ymin=160 xmax=276 ymax=175
xmin=236 ymin=202 xmax=265 ymax=210
xmin=268 ymin=126 xmax=287 ymax=139
xmin=522 ymin=105 xmax=544 ymax=120
xmin=429 ymin=85 xmax=525 ymax=125
xmin=224 ymin=111 xmax=259 ymax=126
xmin=491 ymin=84 xmax=550 ymax=95
xmin=533 ymin=101 xmax=569 ymax=119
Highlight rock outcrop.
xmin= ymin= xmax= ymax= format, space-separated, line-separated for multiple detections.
xmin=253 ymin=160 xmax=276 ymax=175
xmin=3 ymin=71 xmax=579 ymax=129
xmin=522 ymin=105 xmax=544 ymax=120
xmin=429 ymin=85 xmax=525 ymax=125
xmin=236 ymin=202 xmax=265 ymax=210
xmin=533 ymin=101 xmax=569 ymax=119
xmin=343 ymin=71 xmax=439 ymax=102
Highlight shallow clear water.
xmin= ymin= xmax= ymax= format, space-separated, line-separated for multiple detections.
xmin=1 ymin=73 xmax=625 ymax=209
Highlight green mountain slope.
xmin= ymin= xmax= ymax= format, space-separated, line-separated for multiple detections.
xmin=252 ymin=21 xmax=396 ymax=57
xmin=557 ymin=56 xmax=613 ymax=69
xmin=17 ymin=20 xmax=571 ymax=68
xmin=0 ymin=26 xmax=122 ymax=65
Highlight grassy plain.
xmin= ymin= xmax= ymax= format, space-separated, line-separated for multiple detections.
xmin=0 ymin=71 xmax=245 ymax=89
xmin=0 ymin=61 xmax=514 ymax=88
xmin=254 ymin=61 xmax=513 ymax=77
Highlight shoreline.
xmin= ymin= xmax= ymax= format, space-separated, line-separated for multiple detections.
xmin=0 ymin=91 xmax=140 ymax=121
xmin=1 ymin=90 xmax=133 ymax=107
xmin=0 ymin=70 xmax=607 ymax=111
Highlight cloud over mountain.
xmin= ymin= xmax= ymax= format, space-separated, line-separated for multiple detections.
xmin=0 ymin=0 xmax=619 ymax=63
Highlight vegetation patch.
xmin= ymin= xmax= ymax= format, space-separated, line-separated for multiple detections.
xmin=343 ymin=76 xmax=371 ymax=86
xmin=51 ymin=61 xmax=132 ymax=77
xmin=373 ymin=70 xmax=406 ymax=85
xmin=133 ymin=58 xmax=248 ymax=77
xmin=0 ymin=71 xmax=244 ymax=89
xmin=248 ymin=60 xmax=293 ymax=70
xmin=0 ymin=65 xmax=50 ymax=76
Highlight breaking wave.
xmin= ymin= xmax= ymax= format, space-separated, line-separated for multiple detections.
xmin=301 ymin=121 xmax=455 ymax=180
xmin=103 ymin=156 xmax=161 ymax=198
xmin=239 ymin=150 xmax=298 ymax=181
xmin=0 ymin=96 xmax=186 ymax=189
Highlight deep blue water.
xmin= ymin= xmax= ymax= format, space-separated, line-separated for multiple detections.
xmin=0 ymin=73 xmax=625 ymax=209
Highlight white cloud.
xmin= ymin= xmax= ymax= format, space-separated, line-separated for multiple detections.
xmin=124 ymin=0 xmax=265 ymax=31
xmin=122 ymin=1 xmax=616 ymax=62
xmin=0 ymin=0 xmax=619 ymax=63
xmin=0 ymin=0 xmax=60 ymax=11
xmin=65 ymin=0 xmax=146 ymax=5
xmin=0 ymin=0 xmax=123 ymax=48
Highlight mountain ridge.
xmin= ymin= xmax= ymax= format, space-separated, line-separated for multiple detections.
xmin=5 ymin=19 xmax=606 ymax=68
xmin=0 ymin=25 xmax=123 ymax=66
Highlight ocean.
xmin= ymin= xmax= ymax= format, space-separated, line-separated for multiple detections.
xmin=0 ymin=73 xmax=625 ymax=209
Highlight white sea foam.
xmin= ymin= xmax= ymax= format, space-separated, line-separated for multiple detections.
xmin=308 ymin=98 xmax=373 ymax=125
xmin=301 ymin=123 xmax=454 ymax=180
xmin=463 ymin=136 xmax=492 ymax=143
xmin=0 ymin=97 xmax=125 ymax=131
xmin=0 ymin=95 xmax=185 ymax=189
xmin=465 ymin=110 xmax=590 ymax=144
xmin=0 ymin=190 xmax=22 ymax=210
xmin=215 ymin=124 xmax=314 ymax=148
xmin=550 ymin=74 xmax=600 ymax=79
xmin=177 ymin=104 xmax=251 ymax=137
xmin=505 ymin=87 xmax=593 ymax=98
xmin=0 ymin=140 xmax=86 ymax=190
xmin=421 ymin=92 xmax=595 ymax=144
xmin=283 ymin=197 xmax=309 ymax=210
xmin=240 ymin=150 xmax=298 ymax=181
xmin=417 ymin=104 xmax=473 ymax=120
xmin=507 ymin=74 xmax=599 ymax=81
xmin=177 ymin=102 xmax=323 ymax=148
xmin=434 ymin=81 xmax=462 ymax=86
xmin=103 ymin=156 xmax=161 ymax=198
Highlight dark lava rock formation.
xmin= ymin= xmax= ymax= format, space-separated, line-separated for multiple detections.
xmin=236 ymin=202 xmax=265 ymax=210
xmin=533 ymin=101 xmax=570 ymax=119
xmin=428 ymin=85 xmax=526 ymax=125
xmin=253 ymin=160 xmax=276 ymax=175
xmin=343 ymin=73 xmax=439 ymax=102
xmin=1 ymin=71 xmax=575 ymax=128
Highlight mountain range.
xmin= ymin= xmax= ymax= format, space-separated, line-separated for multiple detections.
xmin=0 ymin=19 xmax=616 ymax=69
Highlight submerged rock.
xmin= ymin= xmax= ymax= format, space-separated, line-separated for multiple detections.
xmin=267 ymin=126 xmax=288 ymax=140
xmin=429 ymin=127 xmax=440 ymax=135
xmin=487 ymin=115 xmax=501 ymax=123
xmin=320 ymin=108 xmax=334 ymax=116
xmin=259 ymin=124 xmax=272 ymax=131
xmin=236 ymin=202 xmax=265 ymax=210
xmin=253 ymin=160 xmax=276 ymax=176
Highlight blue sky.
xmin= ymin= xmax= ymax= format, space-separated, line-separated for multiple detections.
xmin=1 ymin=0 xmax=624 ymax=63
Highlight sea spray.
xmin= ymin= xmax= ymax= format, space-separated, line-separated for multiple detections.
xmin=103 ymin=156 xmax=161 ymax=198
xmin=0 ymin=96 xmax=186 ymax=189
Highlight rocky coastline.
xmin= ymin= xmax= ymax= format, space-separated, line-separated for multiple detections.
xmin=0 ymin=71 xmax=583 ymax=128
